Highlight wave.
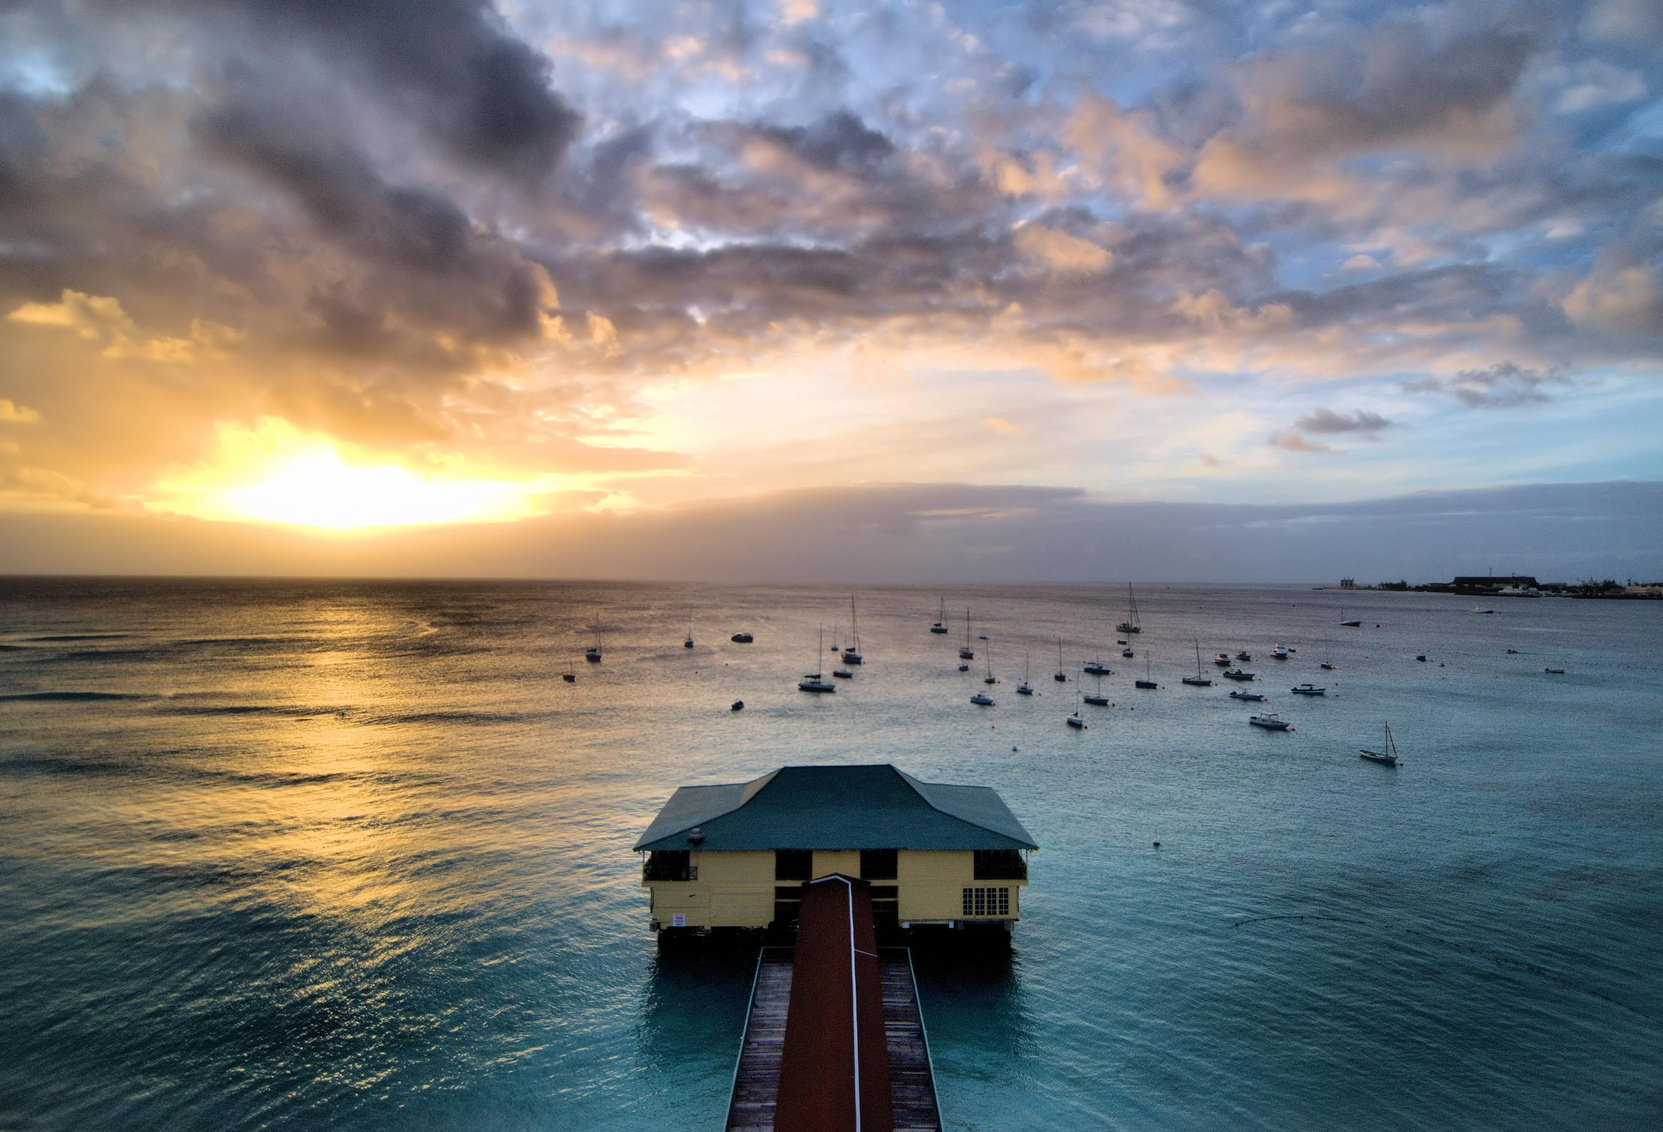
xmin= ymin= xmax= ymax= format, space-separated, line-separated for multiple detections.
xmin=0 ymin=690 xmax=149 ymax=701
xmin=362 ymin=709 xmax=525 ymax=726
xmin=25 ymin=633 xmax=132 ymax=642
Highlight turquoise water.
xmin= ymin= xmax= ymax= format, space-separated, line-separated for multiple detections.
xmin=1 ymin=578 xmax=1659 ymax=1129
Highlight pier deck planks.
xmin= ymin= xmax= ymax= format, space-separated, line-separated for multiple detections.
xmin=726 ymin=947 xmax=941 ymax=1132
xmin=726 ymin=952 xmax=794 ymax=1130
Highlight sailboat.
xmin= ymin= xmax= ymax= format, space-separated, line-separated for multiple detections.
xmin=585 ymin=615 xmax=603 ymax=662
xmin=561 ymin=662 xmax=576 ymax=683
xmin=1083 ymin=671 xmax=1109 ymax=706
xmin=930 ymin=597 xmax=950 ymax=634
xmin=1083 ymin=648 xmax=1111 ymax=676
xmin=1320 ymin=638 xmax=1335 ymax=671
xmin=1136 ymin=653 xmax=1158 ymax=689
xmin=842 ymin=597 xmax=863 ymax=664
xmin=684 ymin=608 xmax=694 ymax=649
xmin=1017 ymin=654 xmax=1034 ymax=695
xmin=1066 ymin=692 xmax=1087 ymax=728
xmin=1182 ymin=640 xmax=1213 ymax=686
xmin=959 ymin=608 xmax=975 ymax=660
xmin=1054 ymin=637 xmax=1067 ymax=683
xmin=982 ymin=647 xmax=998 ymax=685
xmin=1116 ymin=584 xmax=1142 ymax=634
xmin=798 ymin=625 xmax=836 ymax=693
xmin=1340 ymin=607 xmax=1362 ymax=627
xmin=1360 ymin=722 xmax=1399 ymax=766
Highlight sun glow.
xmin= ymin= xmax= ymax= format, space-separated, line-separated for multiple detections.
xmin=148 ymin=419 xmax=557 ymax=529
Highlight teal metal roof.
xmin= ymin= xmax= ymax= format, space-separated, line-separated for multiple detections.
xmin=633 ymin=764 xmax=1038 ymax=852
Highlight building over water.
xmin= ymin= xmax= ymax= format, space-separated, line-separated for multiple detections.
xmin=634 ymin=764 xmax=1037 ymax=939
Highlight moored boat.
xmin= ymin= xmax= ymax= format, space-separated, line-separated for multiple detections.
xmin=1291 ymin=683 xmax=1326 ymax=695
xmin=1360 ymin=722 xmax=1399 ymax=766
xmin=1249 ymin=713 xmax=1290 ymax=730
xmin=1223 ymin=668 xmax=1256 ymax=681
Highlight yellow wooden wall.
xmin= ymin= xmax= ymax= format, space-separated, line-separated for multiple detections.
xmin=644 ymin=848 xmax=1026 ymax=928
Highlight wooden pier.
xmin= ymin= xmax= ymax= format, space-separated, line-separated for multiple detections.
xmin=726 ymin=945 xmax=942 ymax=1132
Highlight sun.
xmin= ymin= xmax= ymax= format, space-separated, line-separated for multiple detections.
xmin=147 ymin=418 xmax=553 ymax=530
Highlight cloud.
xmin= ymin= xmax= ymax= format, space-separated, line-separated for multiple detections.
xmin=1012 ymin=224 xmax=1112 ymax=275
xmin=1403 ymin=362 xmax=1571 ymax=408
xmin=1295 ymin=408 xmax=1394 ymax=436
xmin=0 ymin=399 xmax=43 ymax=424
xmin=1560 ymin=264 xmax=1663 ymax=336
xmin=1270 ymin=432 xmax=1331 ymax=453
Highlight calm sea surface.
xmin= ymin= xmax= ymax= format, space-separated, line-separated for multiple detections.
xmin=1 ymin=578 xmax=1660 ymax=1130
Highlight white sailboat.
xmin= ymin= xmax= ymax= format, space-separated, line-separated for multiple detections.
xmin=798 ymin=625 xmax=836 ymax=693
xmin=585 ymin=614 xmax=603 ymax=662
xmin=1182 ymin=640 xmax=1213 ymax=686
xmin=1116 ymin=583 xmax=1142 ymax=634
xmin=1360 ymin=722 xmax=1399 ymax=766
xmin=842 ymin=596 xmax=863 ymax=664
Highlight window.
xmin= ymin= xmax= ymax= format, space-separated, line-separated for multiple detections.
xmin=973 ymin=849 xmax=1027 ymax=880
xmin=860 ymin=849 xmax=898 ymax=880
xmin=961 ymin=886 xmax=1011 ymax=917
xmin=775 ymin=849 xmax=813 ymax=881
xmin=643 ymin=850 xmax=693 ymax=881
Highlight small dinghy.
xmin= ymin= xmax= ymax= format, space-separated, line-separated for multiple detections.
xmin=731 ymin=700 xmax=744 ymax=711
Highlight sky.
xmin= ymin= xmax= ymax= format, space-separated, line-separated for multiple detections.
xmin=0 ymin=0 xmax=1660 ymax=578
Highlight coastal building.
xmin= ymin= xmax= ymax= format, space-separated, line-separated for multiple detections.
xmin=634 ymin=764 xmax=1037 ymax=938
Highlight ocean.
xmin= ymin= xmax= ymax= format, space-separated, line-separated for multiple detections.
xmin=1 ymin=577 xmax=1659 ymax=1130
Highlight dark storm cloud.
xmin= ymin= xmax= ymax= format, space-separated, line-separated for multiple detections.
xmin=168 ymin=0 xmax=581 ymax=183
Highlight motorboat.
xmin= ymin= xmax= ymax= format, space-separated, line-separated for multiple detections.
xmin=1122 ymin=647 xmax=1135 ymax=658
xmin=1544 ymin=667 xmax=1565 ymax=674
xmin=1229 ymin=690 xmax=1266 ymax=702
xmin=731 ymin=632 xmax=753 ymax=643
xmin=1291 ymin=683 xmax=1326 ymax=695
xmin=833 ymin=668 xmax=853 ymax=679
xmin=958 ymin=662 xmax=970 ymax=672
xmin=1359 ymin=722 xmax=1399 ymax=766
xmin=1223 ymin=668 xmax=1256 ymax=681
xmin=1249 ymin=713 xmax=1290 ymax=730
xmin=1214 ymin=653 xmax=1232 ymax=667
xmin=1320 ymin=661 xmax=1335 ymax=671
xmin=1235 ymin=651 xmax=1252 ymax=661
xmin=970 ymin=692 xmax=995 ymax=706
xmin=1271 ymin=645 xmax=1290 ymax=659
